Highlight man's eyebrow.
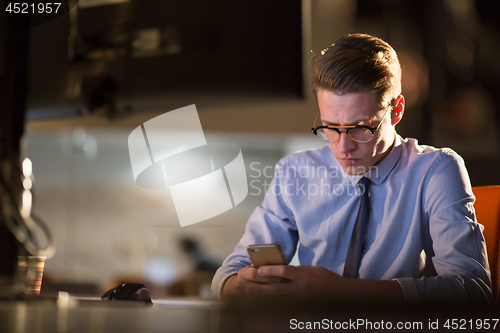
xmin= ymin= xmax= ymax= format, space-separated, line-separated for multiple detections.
xmin=321 ymin=117 xmax=372 ymax=126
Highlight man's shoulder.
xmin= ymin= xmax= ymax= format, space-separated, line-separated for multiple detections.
xmin=399 ymin=137 xmax=465 ymax=168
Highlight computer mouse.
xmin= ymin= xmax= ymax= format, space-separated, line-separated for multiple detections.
xmin=101 ymin=283 xmax=152 ymax=304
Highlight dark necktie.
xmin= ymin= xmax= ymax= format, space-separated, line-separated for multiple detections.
xmin=343 ymin=177 xmax=371 ymax=279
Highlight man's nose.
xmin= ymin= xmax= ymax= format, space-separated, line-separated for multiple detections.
xmin=338 ymin=132 xmax=356 ymax=153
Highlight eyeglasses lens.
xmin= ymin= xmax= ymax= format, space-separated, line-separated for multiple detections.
xmin=349 ymin=128 xmax=372 ymax=142
xmin=317 ymin=128 xmax=373 ymax=143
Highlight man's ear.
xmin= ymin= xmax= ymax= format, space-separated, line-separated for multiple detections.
xmin=391 ymin=95 xmax=405 ymax=126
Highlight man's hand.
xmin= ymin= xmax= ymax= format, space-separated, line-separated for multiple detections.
xmin=223 ymin=265 xmax=404 ymax=305
xmin=254 ymin=265 xmax=350 ymax=298
xmin=222 ymin=265 xmax=284 ymax=298
xmin=223 ymin=265 xmax=347 ymax=298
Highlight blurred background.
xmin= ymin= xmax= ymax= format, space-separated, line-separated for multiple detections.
xmin=2 ymin=0 xmax=500 ymax=298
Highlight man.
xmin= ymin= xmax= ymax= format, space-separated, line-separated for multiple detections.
xmin=211 ymin=34 xmax=492 ymax=306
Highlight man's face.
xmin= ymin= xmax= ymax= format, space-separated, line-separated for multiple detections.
xmin=316 ymin=89 xmax=397 ymax=175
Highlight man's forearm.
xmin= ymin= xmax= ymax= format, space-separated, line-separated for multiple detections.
xmin=343 ymin=279 xmax=405 ymax=306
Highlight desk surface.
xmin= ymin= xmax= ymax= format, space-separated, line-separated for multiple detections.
xmin=0 ymin=296 xmax=221 ymax=333
xmin=2 ymin=295 xmax=499 ymax=333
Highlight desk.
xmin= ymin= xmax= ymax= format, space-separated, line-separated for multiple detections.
xmin=2 ymin=295 xmax=499 ymax=333
xmin=0 ymin=296 xmax=221 ymax=333
xmin=219 ymin=298 xmax=500 ymax=333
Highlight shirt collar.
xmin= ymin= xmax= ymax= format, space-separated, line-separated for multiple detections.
xmin=365 ymin=133 xmax=402 ymax=185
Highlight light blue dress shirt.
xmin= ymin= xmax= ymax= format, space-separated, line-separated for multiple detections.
xmin=211 ymin=135 xmax=492 ymax=305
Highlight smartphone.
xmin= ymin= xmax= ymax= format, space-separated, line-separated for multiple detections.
xmin=247 ymin=244 xmax=287 ymax=268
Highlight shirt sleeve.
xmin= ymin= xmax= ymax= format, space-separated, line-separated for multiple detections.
xmin=414 ymin=149 xmax=493 ymax=306
xmin=211 ymin=157 xmax=299 ymax=299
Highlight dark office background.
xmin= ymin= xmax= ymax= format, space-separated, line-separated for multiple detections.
xmin=1 ymin=0 xmax=500 ymax=294
xmin=12 ymin=0 xmax=499 ymax=185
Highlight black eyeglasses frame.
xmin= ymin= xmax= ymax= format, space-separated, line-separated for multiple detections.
xmin=310 ymin=105 xmax=392 ymax=143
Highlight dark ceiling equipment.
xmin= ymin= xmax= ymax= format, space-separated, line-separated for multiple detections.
xmin=25 ymin=0 xmax=304 ymax=120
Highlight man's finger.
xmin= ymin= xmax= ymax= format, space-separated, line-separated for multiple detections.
xmin=257 ymin=265 xmax=301 ymax=280
xmin=251 ymin=280 xmax=298 ymax=296
xmin=239 ymin=266 xmax=283 ymax=284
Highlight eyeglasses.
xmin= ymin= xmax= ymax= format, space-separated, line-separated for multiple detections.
xmin=311 ymin=105 xmax=392 ymax=143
